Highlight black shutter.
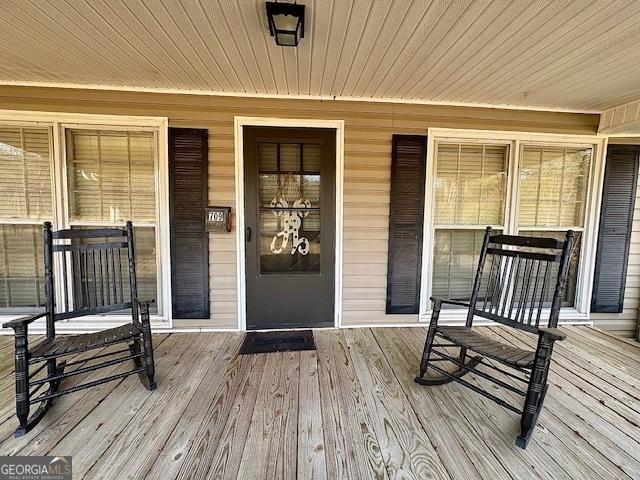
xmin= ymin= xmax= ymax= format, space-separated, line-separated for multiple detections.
xmin=591 ymin=144 xmax=640 ymax=313
xmin=386 ymin=135 xmax=428 ymax=314
xmin=169 ymin=128 xmax=209 ymax=319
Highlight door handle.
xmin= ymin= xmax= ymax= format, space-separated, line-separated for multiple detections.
xmin=246 ymin=226 xmax=252 ymax=242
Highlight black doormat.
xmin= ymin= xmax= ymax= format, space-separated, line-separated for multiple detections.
xmin=239 ymin=330 xmax=316 ymax=354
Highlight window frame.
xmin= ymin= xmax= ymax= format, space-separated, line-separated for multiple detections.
xmin=421 ymin=128 xmax=607 ymax=324
xmin=0 ymin=110 xmax=171 ymax=328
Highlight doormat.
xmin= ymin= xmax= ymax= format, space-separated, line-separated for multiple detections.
xmin=239 ymin=330 xmax=316 ymax=354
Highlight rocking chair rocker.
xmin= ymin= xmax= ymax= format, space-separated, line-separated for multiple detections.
xmin=2 ymin=222 xmax=156 ymax=437
xmin=415 ymin=227 xmax=574 ymax=448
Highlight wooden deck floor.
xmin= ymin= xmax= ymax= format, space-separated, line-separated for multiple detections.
xmin=0 ymin=326 xmax=639 ymax=479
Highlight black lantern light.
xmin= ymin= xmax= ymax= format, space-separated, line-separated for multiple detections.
xmin=266 ymin=1 xmax=305 ymax=47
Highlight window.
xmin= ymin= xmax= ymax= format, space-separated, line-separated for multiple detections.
xmin=517 ymin=145 xmax=591 ymax=306
xmin=66 ymin=130 xmax=159 ymax=305
xmin=430 ymin=136 xmax=596 ymax=311
xmin=0 ymin=127 xmax=52 ymax=311
xmin=0 ymin=119 xmax=165 ymax=318
xmin=432 ymin=142 xmax=508 ymax=299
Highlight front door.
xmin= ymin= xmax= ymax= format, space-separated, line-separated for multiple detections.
xmin=244 ymin=127 xmax=335 ymax=329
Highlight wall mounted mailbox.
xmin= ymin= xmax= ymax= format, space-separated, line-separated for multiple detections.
xmin=205 ymin=206 xmax=232 ymax=232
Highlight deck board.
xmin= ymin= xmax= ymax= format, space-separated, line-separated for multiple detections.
xmin=0 ymin=326 xmax=639 ymax=479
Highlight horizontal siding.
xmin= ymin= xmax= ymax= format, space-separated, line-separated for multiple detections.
xmin=0 ymin=86 xmax=599 ymax=329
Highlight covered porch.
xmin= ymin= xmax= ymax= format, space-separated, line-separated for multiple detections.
xmin=0 ymin=326 xmax=638 ymax=479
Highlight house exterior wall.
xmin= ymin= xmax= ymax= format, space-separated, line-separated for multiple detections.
xmin=0 ymin=86 xmax=606 ymax=331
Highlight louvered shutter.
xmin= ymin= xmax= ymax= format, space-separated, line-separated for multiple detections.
xmin=591 ymin=145 xmax=639 ymax=313
xmin=169 ymin=128 xmax=209 ymax=319
xmin=386 ymin=135 xmax=427 ymax=314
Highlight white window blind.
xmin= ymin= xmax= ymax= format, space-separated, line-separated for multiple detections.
xmin=66 ymin=129 xmax=159 ymax=312
xmin=435 ymin=143 xmax=508 ymax=225
xmin=519 ymin=146 xmax=591 ymax=228
xmin=0 ymin=127 xmax=52 ymax=310
xmin=0 ymin=127 xmax=52 ymax=220
xmin=66 ymin=130 xmax=156 ymax=223
xmin=433 ymin=142 xmax=508 ymax=300
xmin=517 ymin=145 xmax=592 ymax=306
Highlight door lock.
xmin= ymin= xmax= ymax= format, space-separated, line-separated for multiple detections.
xmin=246 ymin=226 xmax=252 ymax=242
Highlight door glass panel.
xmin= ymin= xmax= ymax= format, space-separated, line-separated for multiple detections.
xmin=280 ymin=143 xmax=300 ymax=172
xmin=303 ymin=175 xmax=320 ymax=205
xmin=258 ymin=143 xmax=277 ymax=171
xmin=258 ymin=142 xmax=321 ymax=273
xmin=303 ymin=144 xmax=321 ymax=172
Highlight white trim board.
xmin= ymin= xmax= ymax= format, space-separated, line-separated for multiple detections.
xmin=0 ymin=81 xmax=602 ymax=115
xmin=234 ymin=117 xmax=345 ymax=331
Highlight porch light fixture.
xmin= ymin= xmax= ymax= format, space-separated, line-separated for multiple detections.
xmin=266 ymin=1 xmax=305 ymax=47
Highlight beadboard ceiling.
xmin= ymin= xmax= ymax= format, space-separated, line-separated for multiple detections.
xmin=1 ymin=0 xmax=640 ymax=112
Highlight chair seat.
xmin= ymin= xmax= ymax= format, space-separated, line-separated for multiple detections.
xmin=436 ymin=326 xmax=535 ymax=368
xmin=30 ymin=323 xmax=141 ymax=360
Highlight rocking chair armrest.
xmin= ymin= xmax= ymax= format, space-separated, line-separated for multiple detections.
xmin=430 ymin=297 xmax=471 ymax=309
xmin=137 ymin=299 xmax=156 ymax=319
xmin=137 ymin=299 xmax=155 ymax=309
xmin=2 ymin=312 xmax=47 ymax=330
xmin=538 ymin=327 xmax=566 ymax=342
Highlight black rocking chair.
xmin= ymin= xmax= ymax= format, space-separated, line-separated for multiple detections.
xmin=415 ymin=227 xmax=574 ymax=449
xmin=2 ymin=222 xmax=156 ymax=437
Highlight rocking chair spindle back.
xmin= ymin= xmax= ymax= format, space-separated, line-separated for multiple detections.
xmin=467 ymin=231 xmax=575 ymax=333
xmin=50 ymin=225 xmax=140 ymax=325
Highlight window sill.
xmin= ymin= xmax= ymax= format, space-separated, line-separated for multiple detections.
xmin=420 ymin=308 xmax=591 ymax=326
xmin=0 ymin=314 xmax=170 ymax=334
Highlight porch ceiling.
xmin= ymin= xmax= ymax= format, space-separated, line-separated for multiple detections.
xmin=1 ymin=0 xmax=640 ymax=112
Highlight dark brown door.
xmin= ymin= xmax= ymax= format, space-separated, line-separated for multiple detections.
xmin=244 ymin=127 xmax=335 ymax=329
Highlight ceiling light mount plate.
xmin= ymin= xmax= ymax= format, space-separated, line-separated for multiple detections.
xmin=266 ymin=1 xmax=305 ymax=47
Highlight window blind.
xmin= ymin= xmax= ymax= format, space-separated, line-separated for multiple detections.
xmin=519 ymin=146 xmax=591 ymax=228
xmin=517 ymin=145 xmax=591 ymax=307
xmin=66 ymin=129 xmax=159 ymax=312
xmin=0 ymin=127 xmax=52 ymax=220
xmin=435 ymin=143 xmax=507 ymax=225
xmin=0 ymin=127 xmax=52 ymax=309
xmin=66 ymin=130 xmax=156 ymax=223
xmin=0 ymin=224 xmax=45 ymax=308
xmin=433 ymin=142 xmax=508 ymax=302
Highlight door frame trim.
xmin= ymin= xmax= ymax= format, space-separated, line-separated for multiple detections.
xmin=234 ymin=117 xmax=345 ymax=330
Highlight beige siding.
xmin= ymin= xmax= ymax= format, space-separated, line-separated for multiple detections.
xmin=0 ymin=86 xmax=599 ymax=329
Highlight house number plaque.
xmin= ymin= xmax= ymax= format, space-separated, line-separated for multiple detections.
xmin=205 ymin=206 xmax=232 ymax=232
